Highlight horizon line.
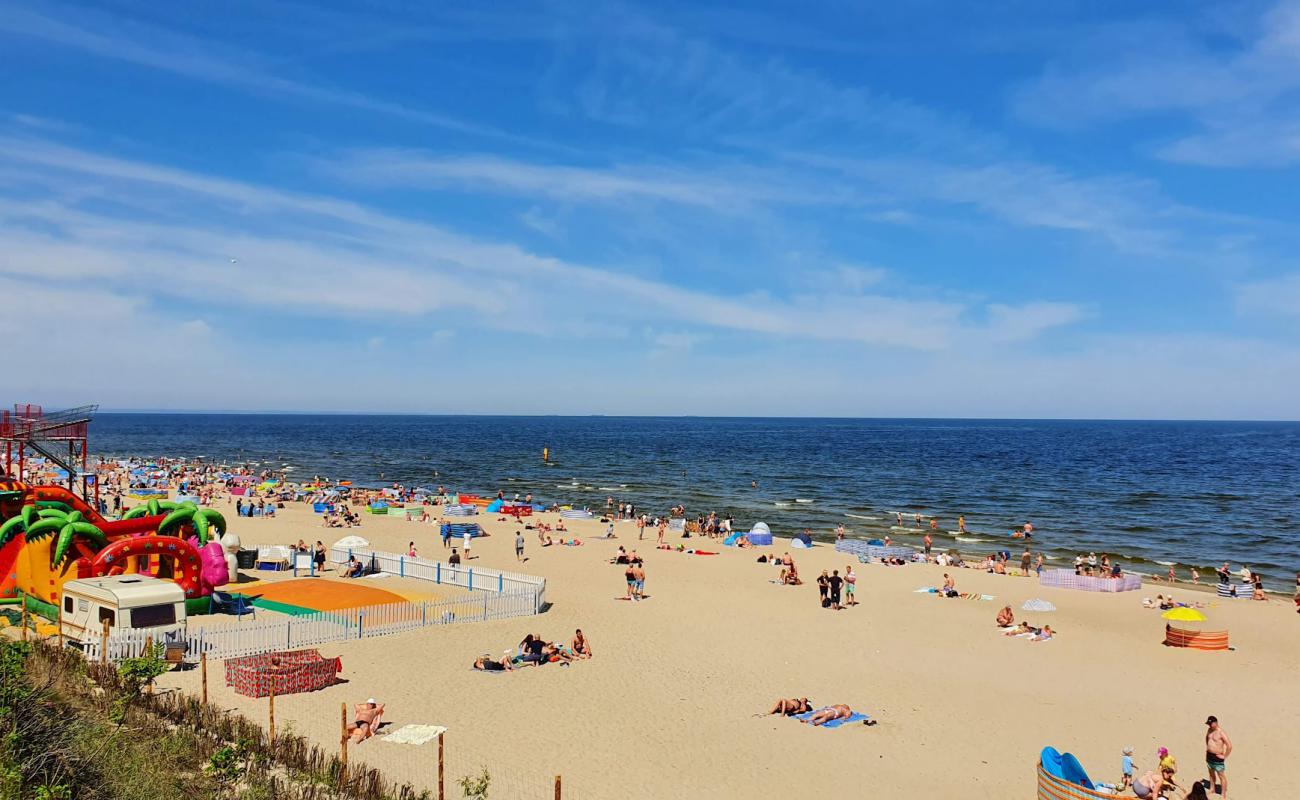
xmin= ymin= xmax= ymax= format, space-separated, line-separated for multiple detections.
xmin=82 ymin=408 xmax=1300 ymax=423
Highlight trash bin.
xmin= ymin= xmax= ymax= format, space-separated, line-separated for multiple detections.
xmin=235 ymin=549 xmax=258 ymax=569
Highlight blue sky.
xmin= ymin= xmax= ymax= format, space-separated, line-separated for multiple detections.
xmin=2 ymin=0 xmax=1299 ymax=417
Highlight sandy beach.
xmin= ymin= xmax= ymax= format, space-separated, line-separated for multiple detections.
xmin=149 ymin=500 xmax=1299 ymax=798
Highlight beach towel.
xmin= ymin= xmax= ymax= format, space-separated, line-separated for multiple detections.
xmin=381 ymin=724 xmax=447 ymax=746
xmin=794 ymin=709 xmax=872 ymax=729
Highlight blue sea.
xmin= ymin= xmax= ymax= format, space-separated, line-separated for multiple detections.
xmin=90 ymin=415 xmax=1299 ymax=589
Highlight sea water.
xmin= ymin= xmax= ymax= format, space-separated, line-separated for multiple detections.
xmin=90 ymin=415 xmax=1299 ymax=588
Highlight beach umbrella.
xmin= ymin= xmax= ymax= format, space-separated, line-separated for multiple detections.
xmin=1161 ymin=607 xmax=1207 ymax=623
xmin=1022 ymin=599 xmax=1056 ymax=612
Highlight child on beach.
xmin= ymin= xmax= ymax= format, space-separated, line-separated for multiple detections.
xmin=1120 ymin=747 xmax=1135 ymax=792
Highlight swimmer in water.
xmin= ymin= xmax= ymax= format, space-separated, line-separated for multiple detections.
xmin=958 ymin=515 xmax=966 ymax=533
xmin=752 ymin=480 xmax=758 ymax=489
xmin=896 ymin=512 xmax=904 ymax=526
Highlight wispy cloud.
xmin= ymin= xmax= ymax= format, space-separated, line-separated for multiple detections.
xmin=326 ymin=149 xmax=842 ymax=211
xmin=1236 ymin=272 xmax=1300 ymax=316
xmin=1011 ymin=0 xmax=1300 ymax=167
xmin=0 ymin=2 xmax=525 ymax=143
xmin=0 ymin=136 xmax=1082 ymax=356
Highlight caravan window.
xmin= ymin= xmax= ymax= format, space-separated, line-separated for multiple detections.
xmin=64 ymin=596 xmax=73 ymax=614
xmin=129 ymin=604 xmax=176 ymax=628
xmin=98 ymin=608 xmax=116 ymax=627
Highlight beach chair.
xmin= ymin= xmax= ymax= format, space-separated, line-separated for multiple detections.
xmin=209 ymin=590 xmax=257 ymax=620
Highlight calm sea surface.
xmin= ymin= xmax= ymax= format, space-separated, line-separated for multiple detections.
xmin=90 ymin=415 xmax=1299 ymax=588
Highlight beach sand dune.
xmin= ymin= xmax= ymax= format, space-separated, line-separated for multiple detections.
xmin=158 ymin=504 xmax=1300 ymax=797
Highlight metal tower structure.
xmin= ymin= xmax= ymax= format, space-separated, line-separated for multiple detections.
xmin=1 ymin=403 xmax=100 ymax=502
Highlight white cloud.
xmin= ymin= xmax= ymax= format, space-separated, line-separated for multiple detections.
xmin=1011 ymin=1 xmax=1300 ymax=167
xmin=0 ymin=3 xmax=524 ymax=143
xmin=1236 ymin=273 xmax=1300 ymax=316
xmin=983 ymin=302 xmax=1089 ymax=344
xmin=0 ymin=137 xmax=1071 ymax=353
xmin=327 ymin=149 xmax=844 ymax=212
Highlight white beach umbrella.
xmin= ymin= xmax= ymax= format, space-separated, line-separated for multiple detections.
xmin=1022 ymin=598 xmax=1056 ymax=612
xmin=333 ymin=535 xmax=370 ymax=549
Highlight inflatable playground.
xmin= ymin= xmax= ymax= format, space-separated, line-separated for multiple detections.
xmin=0 ymin=478 xmax=235 ymax=620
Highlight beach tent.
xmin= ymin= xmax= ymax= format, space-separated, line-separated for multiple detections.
xmin=747 ymin=522 xmax=773 ymax=546
xmin=486 ymin=499 xmax=504 ymax=513
xmin=791 ymin=530 xmax=813 ymax=548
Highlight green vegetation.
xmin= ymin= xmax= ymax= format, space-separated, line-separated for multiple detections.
xmin=0 ymin=639 xmax=429 ymax=800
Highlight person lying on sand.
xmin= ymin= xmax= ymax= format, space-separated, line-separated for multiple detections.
xmin=347 ymin=699 xmax=385 ymax=743
xmin=1004 ymin=622 xmax=1040 ymax=636
xmin=801 ymin=704 xmax=854 ymax=726
xmin=766 ymin=697 xmax=812 ymax=716
xmin=543 ymin=642 xmax=576 ymax=663
xmin=473 ymin=655 xmax=513 ymax=672
xmin=996 ymin=606 xmax=1015 ymax=627
xmin=1030 ymin=624 xmax=1054 ymax=642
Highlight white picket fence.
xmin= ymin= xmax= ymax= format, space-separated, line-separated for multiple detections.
xmin=77 ymin=547 xmax=547 ymax=663
xmin=79 ymin=590 xmax=542 ymax=663
xmin=327 ymin=546 xmax=546 ymax=607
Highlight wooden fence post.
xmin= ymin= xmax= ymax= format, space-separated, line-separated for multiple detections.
xmin=56 ymin=602 xmax=63 ymax=648
xmin=100 ymin=617 xmax=109 ymax=665
xmin=268 ymin=676 xmax=276 ymax=746
xmin=20 ymin=604 xmax=28 ymax=642
xmin=437 ymin=731 xmax=445 ymax=800
xmin=554 ymin=774 xmax=562 ymax=800
xmin=144 ymin=636 xmax=154 ymax=694
xmin=339 ymin=702 xmax=349 ymax=784
xmin=200 ymin=652 xmax=208 ymax=704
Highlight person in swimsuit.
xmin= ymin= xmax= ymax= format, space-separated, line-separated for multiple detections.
xmin=1131 ymin=768 xmax=1170 ymax=799
xmin=802 ymin=704 xmax=854 ymax=726
xmin=473 ymin=655 xmax=513 ymax=671
xmin=347 ymin=699 xmax=385 ymax=743
xmin=1205 ymin=715 xmax=1231 ymax=798
xmin=631 ymin=564 xmax=646 ymax=600
xmin=996 ymin=606 xmax=1014 ymax=627
xmin=766 ymin=697 xmax=812 ymax=716
xmin=844 ymin=566 xmax=857 ymax=606
xmin=571 ymin=629 xmax=592 ymax=658
xmin=625 ymin=564 xmax=636 ymax=599
xmin=817 ymin=571 xmax=829 ymax=605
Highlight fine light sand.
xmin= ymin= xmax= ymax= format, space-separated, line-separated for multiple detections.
xmin=158 ymin=503 xmax=1300 ymax=798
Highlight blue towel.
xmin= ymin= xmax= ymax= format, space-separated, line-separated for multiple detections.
xmin=794 ymin=710 xmax=871 ymax=729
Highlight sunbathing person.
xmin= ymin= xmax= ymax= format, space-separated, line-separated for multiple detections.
xmin=343 ymin=555 xmax=364 ymax=578
xmin=801 ymin=704 xmax=854 ymax=726
xmin=767 ymin=697 xmax=813 ymax=716
xmin=1004 ymin=622 xmax=1041 ymax=636
xmin=996 ymin=606 xmax=1015 ymax=627
xmin=543 ymin=641 xmax=576 ymax=663
xmin=346 ymin=699 xmax=385 ymax=743
xmin=1030 ymin=624 xmax=1054 ymax=642
xmin=571 ymin=629 xmax=592 ymax=658
xmin=473 ymin=655 xmax=513 ymax=672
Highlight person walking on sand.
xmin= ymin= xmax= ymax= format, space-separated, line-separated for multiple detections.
xmin=657 ymin=518 xmax=666 ymax=545
xmin=463 ymin=528 xmax=472 ymax=559
xmin=624 ymin=563 xmax=636 ymax=599
xmin=631 ymin=562 xmax=646 ymax=600
xmin=1205 ymin=715 xmax=1231 ymax=798
xmin=1020 ymin=548 xmax=1032 ymax=577
xmin=515 ymin=530 xmax=525 ymax=562
xmin=1035 ymin=553 xmax=1044 ymax=577
xmin=638 ymin=514 xmax=646 ymax=540
xmin=923 ymin=533 xmax=932 ymax=557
